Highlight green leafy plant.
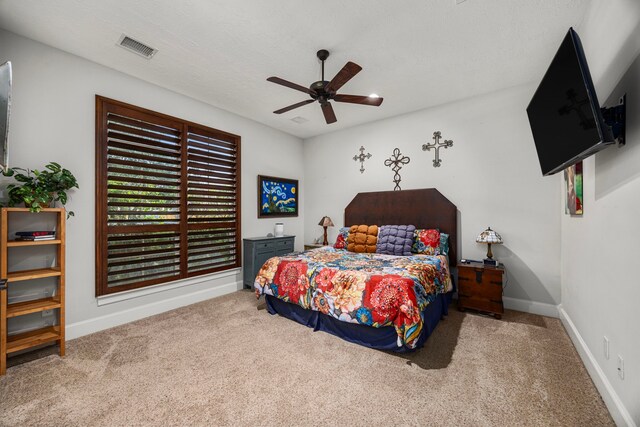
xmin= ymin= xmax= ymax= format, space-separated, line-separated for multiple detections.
xmin=2 ymin=162 xmax=79 ymax=218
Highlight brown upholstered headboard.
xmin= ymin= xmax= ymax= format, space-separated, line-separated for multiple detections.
xmin=344 ymin=188 xmax=458 ymax=267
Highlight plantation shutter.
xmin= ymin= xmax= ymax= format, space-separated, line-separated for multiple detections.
xmin=186 ymin=126 xmax=240 ymax=275
xmin=96 ymin=96 xmax=241 ymax=296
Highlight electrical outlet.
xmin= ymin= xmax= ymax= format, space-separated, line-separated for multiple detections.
xmin=617 ymin=355 xmax=624 ymax=380
xmin=603 ymin=336 xmax=610 ymax=360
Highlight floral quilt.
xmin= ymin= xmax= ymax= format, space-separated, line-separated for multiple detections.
xmin=254 ymin=247 xmax=452 ymax=349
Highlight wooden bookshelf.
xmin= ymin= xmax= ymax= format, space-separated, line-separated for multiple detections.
xmin=7 ymin=267 xmax=62 ymax=282
xmin=7 ymin=297 xmax=62 ymax=318
xmin=0 ymin=208 xmax=66 ymax=375
xmin=6 ymin=326 xmax=61 ymax=354
xmin=7 ymin=239 xmax=62 ymax=247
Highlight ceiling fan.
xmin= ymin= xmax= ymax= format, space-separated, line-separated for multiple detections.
xmin=267 ymin=49 xmax=383 ymax=124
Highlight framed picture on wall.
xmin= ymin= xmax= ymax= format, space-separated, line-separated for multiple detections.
xmin=258 ymin=175 xmax=298 ymax=218
xmin=564 ymin=161 xmax=583 ymax=215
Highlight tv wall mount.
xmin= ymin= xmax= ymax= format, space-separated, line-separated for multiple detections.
xmin=601 ymin=94 xmax=626 ymax=146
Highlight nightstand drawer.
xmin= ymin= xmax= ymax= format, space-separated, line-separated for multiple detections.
xmin=458 ymin=273 xmax=502 ymax=299
xmin=458 ymin=295 xmax=504 ymax=315
xmin=458 ymin=266 xmax=502 ymax=283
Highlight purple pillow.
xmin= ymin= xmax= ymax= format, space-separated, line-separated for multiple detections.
xmin=376 ymin=225 xmax=416 ymax=256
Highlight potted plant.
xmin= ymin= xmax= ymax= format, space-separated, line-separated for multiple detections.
xmin=2 ymin=162 xmax=79 ymax=218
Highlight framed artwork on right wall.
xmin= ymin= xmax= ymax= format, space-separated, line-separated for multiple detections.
xmin=565 ymin=161 xmax=583 ymax=215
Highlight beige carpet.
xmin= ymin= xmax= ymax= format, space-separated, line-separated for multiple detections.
xmin=0 ymin=290 xmax=612 ymax=426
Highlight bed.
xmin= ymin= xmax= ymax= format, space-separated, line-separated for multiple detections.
xmin=254 ymin=188 xmax=458 ymax=352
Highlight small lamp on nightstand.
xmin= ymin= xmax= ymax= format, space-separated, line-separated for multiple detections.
xmin=476 ymin=227 xmax=503 ymax=266
xmin=318 ymin=216 xmax=334 ymax=246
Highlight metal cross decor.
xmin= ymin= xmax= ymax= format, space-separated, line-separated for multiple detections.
xmin=422 ymin=131 xmax=453 ymax=167
xmin=384 ymin=148 xmax=410 ymax=191
xmin=352 ymin=146 xmax=372 ymax=173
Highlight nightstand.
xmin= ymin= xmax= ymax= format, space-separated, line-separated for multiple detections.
xmin=457 ymin=262 xmax=504 ymax=319
xmin=304 ymin=243 xmax=324 ymax=251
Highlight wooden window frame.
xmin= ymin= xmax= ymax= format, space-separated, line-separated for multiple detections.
xmin=95 ymin=96 xmax=241 ymax=296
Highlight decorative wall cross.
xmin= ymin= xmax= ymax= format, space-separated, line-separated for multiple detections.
xmin=384 ymin=148 xmax=410 ymax=191
xmin=352 ymin=146 xmax=372 ymax=174
xmin=422 ymin=131 xmax=453 ymax=167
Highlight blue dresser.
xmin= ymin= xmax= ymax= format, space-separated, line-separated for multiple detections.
xmin=243 ymin=235 xmax=295 ymax=289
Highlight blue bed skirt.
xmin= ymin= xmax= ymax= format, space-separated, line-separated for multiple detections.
xmin=265 ymin=291 xmax=453 ymax=353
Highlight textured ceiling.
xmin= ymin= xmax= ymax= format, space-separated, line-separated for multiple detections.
xmin=0 ymin=0 xmax=591 ymax=139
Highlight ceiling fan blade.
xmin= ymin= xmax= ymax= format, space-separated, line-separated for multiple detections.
xmin=326 ymin=62 xmax=362 ymax=93
xmin=267 ymin=77 xmax=315 ymax=96
xmin=321 ymin=102 xmax=337 ymax=124
xmin=334 ymin=94 xmax=384 ymax=106
xmin=273 ymin=99 xmax=315 ymax=114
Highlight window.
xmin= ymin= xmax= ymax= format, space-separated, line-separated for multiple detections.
xmin=95 ymin=96 xmax=241 ymax=296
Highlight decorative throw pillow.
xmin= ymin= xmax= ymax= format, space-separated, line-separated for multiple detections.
xmin=333 ymin=227 xmax=350 ymax=249
xmin=347 ymin=224 xmax=378 ymax=253
xmin=412 ymin=228 xmax=441 ymax=255
xmin=439 ymin=233 xmax=450 ymax=256
xmin=376 ymin=225 xmax=416 ymax=256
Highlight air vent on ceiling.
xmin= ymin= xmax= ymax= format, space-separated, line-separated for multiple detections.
xmin=117 ymin=34 xmax=158 ymax=59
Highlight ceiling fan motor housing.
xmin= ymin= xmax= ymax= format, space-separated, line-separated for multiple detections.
xmin=310 ymin=80 xmax=331 ymax=101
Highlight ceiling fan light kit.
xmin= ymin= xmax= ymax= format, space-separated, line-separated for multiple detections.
xmin=267 ymin=49 xmax=383 ymax=124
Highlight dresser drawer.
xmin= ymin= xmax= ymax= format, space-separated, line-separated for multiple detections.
xmin=255 ymin=241 xmax=276 ymax=254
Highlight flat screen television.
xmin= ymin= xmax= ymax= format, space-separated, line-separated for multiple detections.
xmin=0 ymin=61 xmax=11 ymax=171
xmin=527 ymin=28 xmax=615 ymax=176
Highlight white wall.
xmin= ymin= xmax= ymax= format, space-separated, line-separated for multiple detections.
xmin=0 ymin=29 xmax=304 ymax=336
xmin=303 ymin=84 xmax=561 ymax=307
xmin=561 ymin=1 xmax=640 ymax=425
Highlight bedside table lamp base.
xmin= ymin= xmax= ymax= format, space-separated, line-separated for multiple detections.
xmin=485 ymin=242 xmax=493 ymax=259
xmin=318 ymin=216 xmax=334 ymax=246
xmin=484 ymin=242 xmax=497 ymax=266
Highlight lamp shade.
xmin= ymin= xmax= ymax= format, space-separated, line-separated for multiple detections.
xmin=318 ymin=216 xmax=334 ymax=227
xmin=476 ymin=227 xmax=503 ymax=244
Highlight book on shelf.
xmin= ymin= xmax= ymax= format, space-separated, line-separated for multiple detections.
xmin=16 ymin=235 xmax=56 ymax=241
xmin=15 ymin=231 xmax=56 ymax=237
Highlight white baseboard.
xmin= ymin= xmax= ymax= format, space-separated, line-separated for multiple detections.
xmin=502 ymin=296 xmax=559 ymax=318
xmin=66 ymin=280 xmax=242 ymax=340
xmin=559 ymin=306 xmax=636 ymax=427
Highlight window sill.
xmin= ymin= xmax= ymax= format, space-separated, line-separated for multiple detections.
xmin=96 ymin=267 xmax=241 ymax=306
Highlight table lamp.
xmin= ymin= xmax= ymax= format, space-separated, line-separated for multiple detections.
xmin=318 ymin=216 xmax=334 ymax=245
xmin=476 ymin=226 xmax=502 ymax=266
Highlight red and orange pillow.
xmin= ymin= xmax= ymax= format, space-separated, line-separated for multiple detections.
xmin=411 ymin=228 xmax=441 ymax=255
xmin=333 ymin=227 xmax=350 ymax=249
